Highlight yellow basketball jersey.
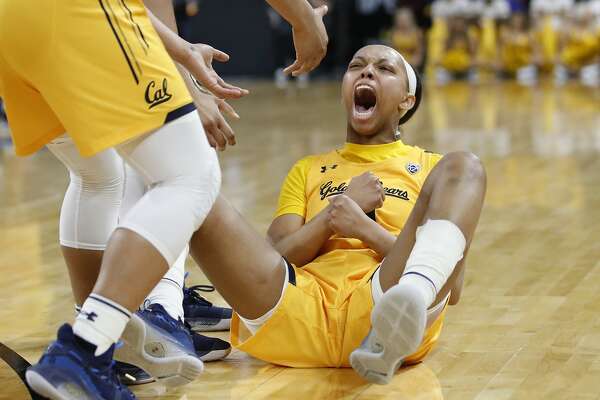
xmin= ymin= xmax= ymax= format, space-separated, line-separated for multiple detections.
xmin=277 ymin=141 xmax=441 ymax=249
xmin=478 ymin=18 xmax=498 ymax=65
xmin=0 ymin=0 xmax=192 ymax=156
xmin=426 ymin=18 xmax=449 ymax=75
xmin=561 ymin=30 xmax=599 ymax=69
xmin=501 ymin=32 xmax=533 ymax=72
xmin=391 ymin=30 xmax=420 ymax=61
xmin=278 ymin=141 xmax=440 ymax=303
xmin=278 ymin=141 xmax=442 ymax=361
xmin=231 ymin=141 xmax=447 ymax=368
xmin=536 ymin=15 xmax=558 ymax=71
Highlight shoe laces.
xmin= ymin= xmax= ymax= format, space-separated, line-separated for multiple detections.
xmin=184 ymin=284 xmax=215 ymax=306
xmin=183 ymin=273 xmax=215 ymax=307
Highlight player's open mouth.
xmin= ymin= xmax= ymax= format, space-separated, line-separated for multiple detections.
xmin=353 ymin=84 xmax=377 ymax=121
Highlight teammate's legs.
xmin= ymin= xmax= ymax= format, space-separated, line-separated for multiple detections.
xmin=115 ymin=163 xmax=232 ymax=374
xmin=350 ymin=151 xmax=486 ymax=384
xmin=120 ymin=163 xmax=186 ymax=320
xmin=1 ymin=1 xmax=219 ymax=397
xmin=80 ymin=111 xmax=219 ymax=327
xmin=46 ymin=136 xmax=124 ymax=306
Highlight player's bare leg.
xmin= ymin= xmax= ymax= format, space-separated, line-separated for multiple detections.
xmin=189 ymin=196 xmax=287 ymax=320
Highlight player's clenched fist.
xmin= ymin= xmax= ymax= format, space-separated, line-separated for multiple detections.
xmin=327 ymin=195 xmax=371 ymax=240
xmin=344 ymin=172 xmax=385 ymax=213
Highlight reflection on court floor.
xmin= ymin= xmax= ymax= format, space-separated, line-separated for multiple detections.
xmin=1 ymin=80 xmax=600 ymax=399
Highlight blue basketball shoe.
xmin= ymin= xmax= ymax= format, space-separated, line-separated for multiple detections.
xmin=183 ymin=284 xmax=232 ymax=332
xmin=114 ymin=361 xmax=154 ymax=386
xmin=186 ymin=321 xmax=231 ymax=361
xmin=115 ymin=304 xmax=230 ymax=387
xmin=114 ymin=304 xmax=203 ymax=389
xmin=26 ymin=324 xmax=135 ymax=400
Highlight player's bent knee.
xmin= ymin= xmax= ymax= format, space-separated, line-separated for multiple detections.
xmin=58 ymin=151 xmax=125 ymax=250
xmin=439 ymin=151 xmax=486 ymax=184
xmin=164 ymin=150 xmax=221 ymax=232
xmin=76 ymin=169 xmax=124 ymax=196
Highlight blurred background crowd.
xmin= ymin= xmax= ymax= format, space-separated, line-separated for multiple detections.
xmin=176 ymin=0 xmax=600 ymax=88
xmin=276 ymin=0 xmax=599 ymax=87
xmin=1 ymin=0 xmax=599 ymax=130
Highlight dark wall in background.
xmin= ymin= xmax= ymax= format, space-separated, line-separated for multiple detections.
xmin=185 ymin=1 xmax=276 ymax=77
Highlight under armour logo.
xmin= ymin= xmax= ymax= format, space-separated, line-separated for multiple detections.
xmin=320 ymin=164 xmax=338 ymax=173
xmin=81 ymin=311 xmax=98 ymax=322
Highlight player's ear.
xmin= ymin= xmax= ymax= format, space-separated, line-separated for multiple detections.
xmin=398 ymin=95 xmax=416 ymax=113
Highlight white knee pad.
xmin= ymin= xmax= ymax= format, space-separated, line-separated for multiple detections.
xmin=47 ymin=135 xmax=124 ymax=250
xmin=120 ymin=163 xmax=146 ymax=220
xmin=116 ymin=111 xmax=221 ymax=266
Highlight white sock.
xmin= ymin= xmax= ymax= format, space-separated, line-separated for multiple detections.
xmin=400 ymin=219 xmax=466 ymax=307
xmin=73 ymin=294 xmax=131 ymax=356
xmin=144 ymin=245 xmax=187 ymax=320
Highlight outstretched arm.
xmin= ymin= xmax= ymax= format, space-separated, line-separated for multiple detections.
xmin=266 ymin=0 xmax=329 ymax=76
xmin=144 ymin=0 xmax=241 ymax=149
xmin=144 ymin=1 xmax=248 ymax=99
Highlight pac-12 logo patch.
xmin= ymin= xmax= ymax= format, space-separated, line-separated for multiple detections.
xmin=406 ymin=162 xmax=421 ymax=175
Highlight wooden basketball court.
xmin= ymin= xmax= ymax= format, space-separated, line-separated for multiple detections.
xmin=1 ymin=80 xmax=600 ymax=399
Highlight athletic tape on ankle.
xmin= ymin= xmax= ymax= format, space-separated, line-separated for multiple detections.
xmin=403 ymin=220 xmax=466 ymax=297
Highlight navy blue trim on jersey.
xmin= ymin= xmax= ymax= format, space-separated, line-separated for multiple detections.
xmin=119 ymin=0 xmax=150 ymax=53
xmin=99 ymin=0 xmax=139 ymax=84
xmin=165 ymin=103 xmax=196 ymax=124
xmin=104 ymin=0 xmax=142 ymax=77
xmin=283 ymin=258 xmax=296 ymax=286
xmin=368 ymin=266 xmax=379 ymax=282
xmin=366 ymin=210 xmax=376 ymax=221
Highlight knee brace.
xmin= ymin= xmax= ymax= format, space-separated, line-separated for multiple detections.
xmin=47 ymin=136 xmax=124 ymax=250
xmin=116 ymin=111 xmax=221 ymax=266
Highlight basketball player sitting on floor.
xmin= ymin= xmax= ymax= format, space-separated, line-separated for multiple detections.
xmin=133 ymin=44 xmax=487 ymax=384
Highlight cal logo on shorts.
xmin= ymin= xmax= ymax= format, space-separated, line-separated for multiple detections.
xmin=145 ymin=78 xmax=173 ymax=109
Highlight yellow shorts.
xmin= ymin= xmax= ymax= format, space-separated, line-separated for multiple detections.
xmin=231 ymin=264 xmax=447 ymax=368
xmin=0 ymin=0 xmax=192 ymax=156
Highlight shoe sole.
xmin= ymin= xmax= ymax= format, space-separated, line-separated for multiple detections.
xmin=349 ymin=285 xmax=425 ymax=385
xmin=26 ymin=370 xmax=93 ymax=400
xmin=199 ymin=346 xmax=231 ymax=362
xmin=115 ymin=314 xmax=204 ymax=388
xmin=187 ymin=318 xmax=231 ymax=332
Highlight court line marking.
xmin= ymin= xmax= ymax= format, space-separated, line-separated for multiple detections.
xmin=0 ymin=342 xmax=49 ymax=400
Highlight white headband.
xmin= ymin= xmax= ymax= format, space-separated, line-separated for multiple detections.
xmin=398 ymin=54 xmax=417 ymax=96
